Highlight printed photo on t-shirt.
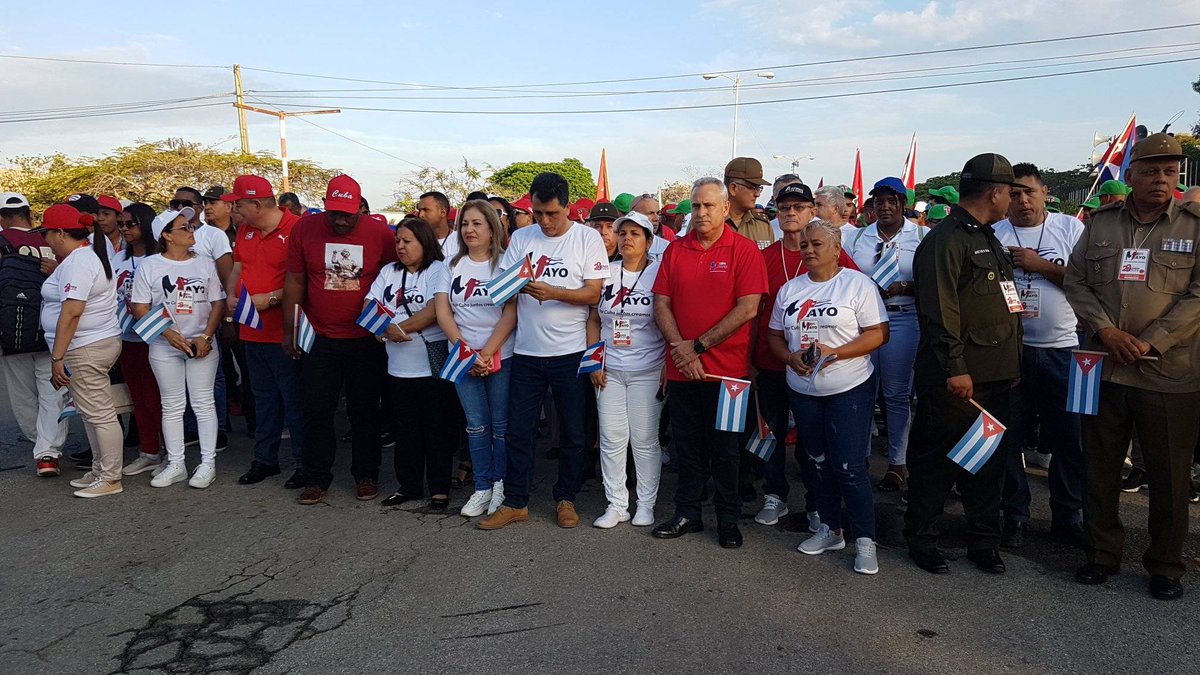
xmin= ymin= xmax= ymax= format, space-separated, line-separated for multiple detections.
xmin=158 ymin=274 xmax=208 ymax=316
xmin=325 ymin=243 xmax=364 ymax=291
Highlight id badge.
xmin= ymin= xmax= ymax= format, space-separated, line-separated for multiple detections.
xmin=1019 ymin=287 xmax=1040 ymax=318
xmin=612 ymin=318 xmax=633 ymax=347
xmin=799 ymin=319 xmax=820 ymax=347
xmin=1118 ymin=248 xmax=1149 ymax=282
xmin=1000 ymin=280 xmax=1024 ymax=314
xmin=174 ymin=288 xmax=195 ymax=315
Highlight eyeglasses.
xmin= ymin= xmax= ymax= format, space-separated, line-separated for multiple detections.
xmin=776 ymin=203 xmax=811 ymax=212
xmin=116 ymin=220 xmax=137 ymax=230
xmin=169 ymin=199 xmax=195 ymax=209
xmin=165 ymin=222 xmax=196 ymax=234
xmin=732 ymin=180 xmax=764 ymax=195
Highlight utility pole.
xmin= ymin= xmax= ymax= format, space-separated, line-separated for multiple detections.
xmin=233 ymin=65 xmax=250 ymax=155
xmin=232 ymin=103 xmax=339 ymax=192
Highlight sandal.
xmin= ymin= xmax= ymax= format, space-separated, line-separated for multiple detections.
xmin=450 ymin=462 xmax=473 ymax=489
xmin=877 ymin=467 xmax=907 ymax=492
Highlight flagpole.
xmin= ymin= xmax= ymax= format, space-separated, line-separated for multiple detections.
xmin=966 ymin=398 xmax=986 ymax=414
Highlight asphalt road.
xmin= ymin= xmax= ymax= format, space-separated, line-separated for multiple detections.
xmin=0 ymin=377 xmax=1196 ymax=674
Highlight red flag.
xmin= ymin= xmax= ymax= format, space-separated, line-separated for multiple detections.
xmin=901 ymin=133 xmax=918 ymax=192
xmin=596 ymin=149 xmax=610 ymax=203
xmin=851 ymin=149 xmax=864 ymax=210
xmin=817 ymin=177 xmax=824 ymax=188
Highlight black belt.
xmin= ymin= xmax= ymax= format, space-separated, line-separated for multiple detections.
xmin=885 ymin=304 xmax=914 ymax=313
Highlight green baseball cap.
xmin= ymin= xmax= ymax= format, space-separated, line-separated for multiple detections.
xmin=925 ymin=204 xmax=950 ymax=222
xmin=1178 ymin=183 xmax=1188 ymax=192
xmin=928 ymin=185 xmax=960 ymax=205
xmin=669 ymin=199 xmax=691 ymax=215
xmin=1098 ymin=180 xmax=1130 ymax=196
xmin=1045 ymin=205 xmax=1062 ymax=213
xmin=842 ymin=186 xmax=857 ymax=200
xmin=612 ymin=193 xmax=634 ymax=214
xmin=1082 ymin=196 xmax=1101 ymax=210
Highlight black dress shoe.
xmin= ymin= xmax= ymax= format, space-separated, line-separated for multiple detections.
xmin=429 ymin=496 xmax=449 ymax=510
xmin=1000 ymin=520 xmax=1025 ymax=549
xmin=967 ymin=548 xmax=1006 ymax=573
xmin=381 ymin=492 xmax=417 ymax=507
xmin=238 ymin=461 xmax=281 ymax=485
xmin=1074 ymin=562 xmax=1119 ymax=585
xmin=909 ymin=548 xmax=950 ymax=574
xmin=718 ymin=523 xmax=743 ymax=548
xmin=284 ymin=470 xmax=306 ymax=490
xmin=652 ymin=516 xmax=704 ymax=539
xmin=1150 ymin=575 xmax=1183 ymax=600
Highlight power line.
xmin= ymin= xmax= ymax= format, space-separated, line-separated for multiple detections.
xmin=0 ymin=94 xmax=234 ymax=118
xmin=0 ymin=102 xmax=229 ymax=124
xmin=0 ymin=53 xmax=226 ymax=69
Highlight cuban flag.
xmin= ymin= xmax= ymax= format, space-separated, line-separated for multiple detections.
xmin=947 ymin=407 xmax=1007 ymax=474
xmin=487 ymin=257 xmax=534 ymax=305
xmin=745 ymin=411 xmax=776 ymax=461
xmin=294 ymin=307 xmax=316 ymax=353
xmin=116 ymin=300 xmax=134 ymax=334
xmin=356 ymin=299 xmax=395 ymax=337
xmin=871 ymin=244 xmax=900 ymax=289
xmin=1097 ymin=114 xmax=1137 ymax=184
xmin=233 ymin=286 xmax=263 ymax=329
xmin=59 ymin=395 xmax=78 ymax=423
xmin=577 ymin=340 xmax=605 ymax=375
xmin=1067 ymin=350 xmax=1104 ymax=416
xmin=439 ymin=340 xmax=479 ymax=384
xmin=715 ymin=377 xmax=752 ymax=433
xmin=132 ymin=304 xmax=174 ymax=343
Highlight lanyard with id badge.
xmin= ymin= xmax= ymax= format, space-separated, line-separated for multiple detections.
xmin=173 ymin=277 xmax=195 ymax=315
xmin=1118 ymin=221 xmax=1161 ymax=282
xmin=612 ymin=264 xmax=648 ymax=347
xmin=1010 ymin=224 xmax=1044 ymax=318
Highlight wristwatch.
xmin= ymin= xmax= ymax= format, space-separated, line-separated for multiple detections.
xmin=223 ymin=316 xmax=233 ymax=323
xmin=200 ymin=334 xmax=213 ymax=345
xmin=268 ymin=295 xmax=280 ymax=307
xmin=692 ymin=339 xmax=706 ymax=355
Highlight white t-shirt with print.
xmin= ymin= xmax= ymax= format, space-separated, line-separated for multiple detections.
xmin=40 ymin=245 xmax=120 ymax=352
xmin=448 ymin=256 xmax=514 ymax=359
xmin=191 ymin=223 xmax=233 ymax=263
xmin=596 ymin=261 xmax=664 ymax=373
xmin=88 ymin=231 xmax=122 ymax=258
xmin=112 ymin=251 xmax=144 ymax=342
xmin=499 ymin=222 xmax=610 ymax=357
xmin=368 ymin=260 xmax=451 ymax=377
xmin=842 ymin=219 xmax=928 ymax=308
xmin=993 ymin=212 xmax=1084 ymax=349
xmin=130 ymin=254 xmax=225 ymax=340
xmin=438 ymin=231 xmax=461 ymax=261
xmin=769 ymin=268 xmax=888 ymax=396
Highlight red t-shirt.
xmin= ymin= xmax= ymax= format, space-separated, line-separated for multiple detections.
xmin=653 ymin=225 xmax=768 ymax=381
xmin=660 ymin=224 xmax=677 ymax=241
xmin=753 ymin=241 xmax=860 ymax=371
xmin=234 ymin=208 xmax=300 ymax=344
xmin=286 ymin=213 xmax=398 ymax=339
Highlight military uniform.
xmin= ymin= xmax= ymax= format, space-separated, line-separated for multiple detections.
xmin=726 ymin=209 xmax=776 ymax=250
xmin=904 ymin=157 xmax=1024 ymax=557
xmin=1063 ymin=160 xmax=1200 ymax=581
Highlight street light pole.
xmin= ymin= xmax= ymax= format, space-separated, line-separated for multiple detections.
xmin=702 ymin=71 xmax=775 ymax=158
xmin=772 ymin=154 xmax=815 ymax=175
xmin=233 ymin=104 xmax=340 ymax=192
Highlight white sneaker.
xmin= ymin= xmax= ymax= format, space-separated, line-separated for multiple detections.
xmin=754 ymin=494 xmax=789 ymax=525
xmin=150 ymin=462 xmax=188 ymax=488
xmin=631 ymin=505 xmax=655 ymax=527
xmin=807 ymin=511 xmax=822 ymax=533
xmin=70 ymin=471 xmax=100 ymax=488
xmin=488 ymin=481 xmax=505 ymax=515
xmin=592 ymin=507 xmax=630 ymax=529
xmin=460 ymin=489 xmax=493 ymax=517
xmin=189 ymin=462 xmax=216 ymax=489
xmin=73 ymin=479 xmax=123 ymax=498
xmin=798 ymin=524 xmax=845 ymax=555
xmin=854 ymin=537 xmax=879 ymax=575
xmin=122 ymin=453 xmax=161 ymax=476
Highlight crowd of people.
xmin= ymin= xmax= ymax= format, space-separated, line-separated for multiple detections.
xmin=2 ymin=133 xmax=1198 ymax=601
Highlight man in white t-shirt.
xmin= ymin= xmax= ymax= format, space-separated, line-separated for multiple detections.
xmin=815 ymin=185 xmax=857 ymax=240
xmin=478 ymin=172 xmax=609 ymax=531
xmin=416 ymin=191 xmax=460 ymax=260
xmin=993 ymin=163 xmax=1086 ymax=548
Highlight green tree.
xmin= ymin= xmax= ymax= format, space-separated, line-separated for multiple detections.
xmin=916 ymin=165 xmax=1094 ymax=214
xmin=0 ymin=138 xmax=338 ymax=213
xmin=388 ymin=157 xmax=490 ymax=212
xmin=487 ymin=158 xmax=595 ymax=202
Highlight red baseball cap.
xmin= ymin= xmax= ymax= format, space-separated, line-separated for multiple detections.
xmin=511 ymin=194 xmax=532 ymax=213
xmin=42 ymin=204 xmax=94 ymax=230
xmin=221 ymin=175 xmax=275 ymax=202
xmin=325 ymin=175 xmax=361 ymax=214
xmin=97 ymin=196 xmax=123 ymax=214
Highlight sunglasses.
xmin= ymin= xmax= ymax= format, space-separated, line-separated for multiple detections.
xmin=165 ymin=222 xmax=196 ymax=234
xmin=495 ymin=210 xmax=507 ymax=219
xmin=117 ymin=219 xmax=137 ymax=230
xmin=169 ymin=199 xmax=195 ymax=209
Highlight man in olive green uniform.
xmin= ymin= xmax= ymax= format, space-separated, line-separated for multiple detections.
xmin=905 ymin=153 xmax=1025 ymax=575
xmin=723 ymin=157 xmax=776 ymax=250
xmin=1063 ymin=133 xmax=1200 ymax=601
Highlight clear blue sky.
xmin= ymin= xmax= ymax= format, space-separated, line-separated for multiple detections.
xmin=2 ymin=1 xmax=1199 ymax=205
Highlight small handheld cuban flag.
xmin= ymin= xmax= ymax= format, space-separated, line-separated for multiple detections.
xmin=871 ymin=244 xmax=901 ymax=289
xmin=577 ymin=340 xmax=605 ymax=375
xmin=116 ymin=300 xmax=134 ymax=334
xmin=745 ymin=408 xmax=776 ymax=461
xmin=487 ymin=256 xmax=534 ymax=306
xmin=439 ymin=340 xmax=479 ymax=384
xmin=132 ymin=303 xmax=174 ymax=343
xmin=947 ymin=402 xmax=1006 ymax=474
xmin=715 ymin=376 xmax=752 ymax=433
xmin=356 ymin=299 xmax=395 ymax=337
xmin=294 ymin=307 xmax=316 ymax=353
xmin=233 ymin=286 xmax=263 ymax=330
xmin=1066 ymin=350 xmax=1104 ymax=416
xmin=59 ymin=394 xmax=78 ymax=423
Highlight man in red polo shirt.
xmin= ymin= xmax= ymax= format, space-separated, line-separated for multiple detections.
xmin=651 ymin=177 xmax=768 ymax=548
xmin=221 ymin=175 xmax=305 ymax=489
xmin=283 ymin=175 xmax=397 ymax=505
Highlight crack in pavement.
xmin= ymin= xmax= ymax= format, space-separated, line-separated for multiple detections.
xmin=440 ymin=602 xmax=544 ymax=618
xmin=439 ymin=622 xmax=566 ymax=641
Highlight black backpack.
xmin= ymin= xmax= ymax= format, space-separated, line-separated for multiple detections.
xmin=0 ymin=233 xmax=48 ymax=355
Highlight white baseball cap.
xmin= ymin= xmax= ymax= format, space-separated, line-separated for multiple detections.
xmin=0 ymin=192 xmax=30 ymax=209
xmin=152 ymin=207 xmax=195 ymax=239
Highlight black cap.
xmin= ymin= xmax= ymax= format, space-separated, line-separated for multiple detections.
xmin=587 ymin=201 xmax=621 ymax=222
xmin=960 ymin=153 xmax=1022 ymax=187
xmin=64 ymin=193 xmax=99 ymax=214
xmin=202 ymin=185 xmax=227 ymax=200
xmin=775 ymin=182 xmax=814 ymax=203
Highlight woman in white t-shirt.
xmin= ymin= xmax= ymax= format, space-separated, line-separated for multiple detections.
xmin=768 ymin=219 xmax=889 ymax=575
xmin=434 ymin=200 xmax=516 ymax=518
xmin=112 ymin=203 xmax=165 ymax=478
xmin=40 ymin=204 xmax=124 ymax=498
xmin=130 ymin=208 xmax=226 ymax=490
xmin=585 ymin=212 xmax=666 ymax=529
xmin=368 ymin=217 xmax=457 ymax=511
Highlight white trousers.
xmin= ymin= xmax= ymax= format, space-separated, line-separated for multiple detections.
xmin=148 ymin=343 xmax=218 ymax=465
xmin=595 ymin=367 xmax=664 ymax=512
xmin=1 ymin=351 xmax=68 ymax=457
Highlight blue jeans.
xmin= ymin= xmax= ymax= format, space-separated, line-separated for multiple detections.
xmin=503 ymin=352 xmax=586 ymax=509
xmin=244 ymin=341 xmax=304 ymax=469
xmin=455 ymin=357 xmax=511 ymax=490
xmin=872 ymin=307 xmax=918 ymax=465
xmin=789 ymin=377 xmax=877 ymax=540
xmin=1002 ymin=345 xmax=1084 ymax=527
xmin=758 ymin=369 xmax=820 ymax=512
